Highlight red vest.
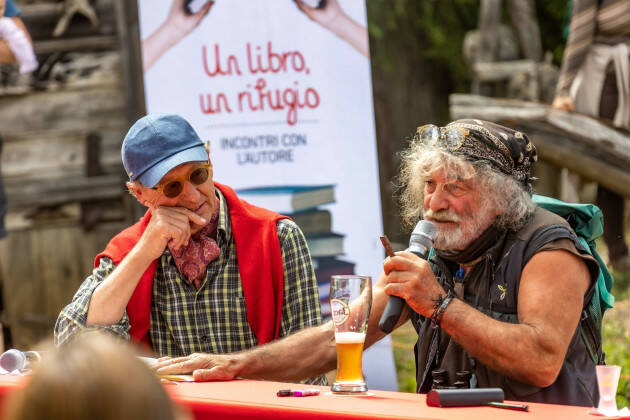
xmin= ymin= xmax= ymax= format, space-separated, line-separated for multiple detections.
xmin=95 ymin=182 xmax=287 ymax=348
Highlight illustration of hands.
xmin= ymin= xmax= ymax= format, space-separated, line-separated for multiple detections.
xmin=141 ymin=0 xmax=214 ymax=71
xmin=293 ymin=0 xmax=369 ymax=58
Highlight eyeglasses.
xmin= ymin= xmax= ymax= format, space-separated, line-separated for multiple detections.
xmin=415 ymin=124 xmax=469 ymax=151
xmin=151 ymin=163 xmax=210 ymax=198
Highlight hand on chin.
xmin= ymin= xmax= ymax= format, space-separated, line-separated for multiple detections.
xmin=190 ymin=202 xmax=212 ymax=233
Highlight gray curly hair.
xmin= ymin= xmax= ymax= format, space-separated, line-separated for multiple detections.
xmin=397 ymin=143 xmax=536 ymax=232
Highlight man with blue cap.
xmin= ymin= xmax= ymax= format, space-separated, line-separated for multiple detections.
xmin=55 ymin=114 xmax=323 ymax=382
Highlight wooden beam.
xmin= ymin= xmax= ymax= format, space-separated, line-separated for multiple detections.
xmin=514 ymin=124 xmax=630 ymax=197
xmin=34 ymin=35 xmax=118 ymax=55
xmin=472 ymin=60 xmax=537 ymax=82
xmin=5 ymin=175 xmax=124 ymax=209
xmin=450 ymin=94 xmax=630 ymax=165
xmin=19 ymin=3 xmax=65 ymax=20
xmin=0 ymin=87 xmax=127 ymax=136
xmin=449 ymin=94 xmax=630 ymax=197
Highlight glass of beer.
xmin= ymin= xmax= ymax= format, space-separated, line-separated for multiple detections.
xmin=329 ymin=275 xmax=372 ymax=394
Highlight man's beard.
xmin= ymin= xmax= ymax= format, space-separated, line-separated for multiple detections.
xmin=423 ymin=207 xmax=496 ymax=251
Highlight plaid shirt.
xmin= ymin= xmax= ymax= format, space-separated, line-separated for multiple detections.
xmin=55 ymin=191 xmax=323 ymax=376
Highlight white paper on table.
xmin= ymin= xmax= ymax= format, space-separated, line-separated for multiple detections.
xmin=139 ymin=356 xmax=195 ymax=382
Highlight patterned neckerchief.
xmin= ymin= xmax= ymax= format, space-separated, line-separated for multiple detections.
xmin=167 ymin=196 xmax=221 ymax=288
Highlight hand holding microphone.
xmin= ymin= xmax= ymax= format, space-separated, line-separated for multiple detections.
xmin=378 ymin=220 xmax=437 ymax=334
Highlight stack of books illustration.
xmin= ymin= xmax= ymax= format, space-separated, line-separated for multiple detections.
xmin=236 ymin=184 xmax=355 ymax=318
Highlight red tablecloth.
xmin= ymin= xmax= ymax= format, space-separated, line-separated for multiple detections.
xmin=0 ymin=374 xmax=612 ymax=419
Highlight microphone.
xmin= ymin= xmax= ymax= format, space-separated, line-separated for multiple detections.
xmin=378 ymin=220 xmax=437 ymax=333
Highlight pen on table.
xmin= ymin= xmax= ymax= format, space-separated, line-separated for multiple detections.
xmin=380 ymin=236 xmax=395 ymax=257
xmin=159 ymin=378 xmax=179 ymax=386
xmin=277 ymin=389 xmax=320 ymax=397
xmin=487 ymin=402 xmax=529 ymax=412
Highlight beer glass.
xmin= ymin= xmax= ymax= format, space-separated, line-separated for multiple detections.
xmin=329 ymin=275 xmax=372 ymax=394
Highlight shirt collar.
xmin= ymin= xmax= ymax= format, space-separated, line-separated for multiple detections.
xmin=215 ymin=188 xmax=231 ymax=246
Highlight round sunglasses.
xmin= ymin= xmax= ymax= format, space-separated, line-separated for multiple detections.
xmin=415 ymin=124 xmax=469 ymax=151
xmin=151 ymin=163 xmax=210 ymax=198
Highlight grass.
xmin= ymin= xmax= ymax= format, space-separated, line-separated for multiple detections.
xmin=391 ymin=320 xmax=418 ymax=393
xmin=603 ymin=265 xmax=630 ymax=408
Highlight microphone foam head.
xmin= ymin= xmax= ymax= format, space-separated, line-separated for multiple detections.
xmin=413 ymin=220 xmax=437 ymax=241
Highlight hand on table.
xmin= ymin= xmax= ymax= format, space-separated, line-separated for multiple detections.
xmin=155 ymin=353 xmax=239 ymax=381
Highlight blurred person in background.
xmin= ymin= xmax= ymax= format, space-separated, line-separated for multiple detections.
xmin=552 ymin=0 xmax=630 ymax=272
xmin=0 ymin=0 xmax=38 ymax=74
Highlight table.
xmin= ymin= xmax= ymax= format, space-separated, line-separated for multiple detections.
xmin=0 ymin=374 xmax=609 ymax=419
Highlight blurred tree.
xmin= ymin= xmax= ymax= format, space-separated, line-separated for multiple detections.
xmin=366 ymin=0 xmax=479 ymax=242
xmin=535 ymin=0 xmax=569 ymax=65
xmin=366 ymin=0 xmax=568 ymax=242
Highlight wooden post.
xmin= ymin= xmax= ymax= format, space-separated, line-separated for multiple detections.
xmin=478 ymin=0 xmax=501 ymax=63
xmin=113 ymin=0 xmax=146 ymax=220
xmin=81 ymin=132 xmax=103 ymax=231
xmin=506 ymin=0 xmax=542 ymax=62
xmin=113 ymin=0 xmax=146 ymax=125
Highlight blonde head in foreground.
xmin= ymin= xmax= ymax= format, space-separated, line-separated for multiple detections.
xmin=4 ymin=332 xmax=184 ymax=420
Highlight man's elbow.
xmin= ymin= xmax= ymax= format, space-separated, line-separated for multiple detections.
xmin=526 ymin=355 xmax=563 ymax=388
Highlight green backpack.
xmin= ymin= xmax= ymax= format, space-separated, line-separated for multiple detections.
xmin=529 ymin=195 xmax=615 ymax=364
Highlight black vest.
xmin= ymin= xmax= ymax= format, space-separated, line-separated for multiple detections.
xmin=410 ymin=208 xmax=600 ymax=406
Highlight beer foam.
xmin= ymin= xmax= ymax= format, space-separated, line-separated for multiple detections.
xmin=334 ymin=332 xmax=366 ymax=343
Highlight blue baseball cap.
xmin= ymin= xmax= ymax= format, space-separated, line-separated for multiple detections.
xmin=121 ymin=114 xmax=208 ymax=188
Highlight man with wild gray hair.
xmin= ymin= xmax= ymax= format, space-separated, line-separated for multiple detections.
xmin=155 ymin=119 xmax=600 ymax=406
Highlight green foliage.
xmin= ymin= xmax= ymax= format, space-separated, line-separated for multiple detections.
xmin=391 ymin=321 xmax=417 ymax=393
xmin=611 ymin=265 xmax=630 ymax=301
xmin=366 ymin=0 xmax=570 ymax=95
xmin=535 ymin=0 xmax=569 ymax=65
xmin=602 ymin=317 xmax=630 ymax=408
xmin=604 ymin=258 xmax=630 ymax=407
xmin=367 ymin=0 xmax=478 ymax=93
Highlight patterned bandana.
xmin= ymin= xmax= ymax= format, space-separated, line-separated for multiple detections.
xmin=414 ymin=119 xmax=538 ymax=192
xmin=168 ymin=197 xmax=220 ymax=289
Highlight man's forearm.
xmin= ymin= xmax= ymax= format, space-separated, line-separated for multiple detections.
xmin=234 ymin=322 xmax=337 ymax=382
xmin=172 ymin=321 xmax=339 ymax=383
xmin=86 ymin=246 xmax=155 ymax=326
xmin=440 ymin=299 xmax=562 ymax=387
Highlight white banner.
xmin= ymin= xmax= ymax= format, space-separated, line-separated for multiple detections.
xmin=138 ymin=0 xmax=395 ymax=390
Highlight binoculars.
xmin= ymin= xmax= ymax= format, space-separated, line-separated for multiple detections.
xmin=431 ymin=369 xmax=473 ymax=389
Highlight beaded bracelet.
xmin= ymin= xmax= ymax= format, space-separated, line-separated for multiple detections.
xmin=430 ymin=290 xmax=455 ymax=329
